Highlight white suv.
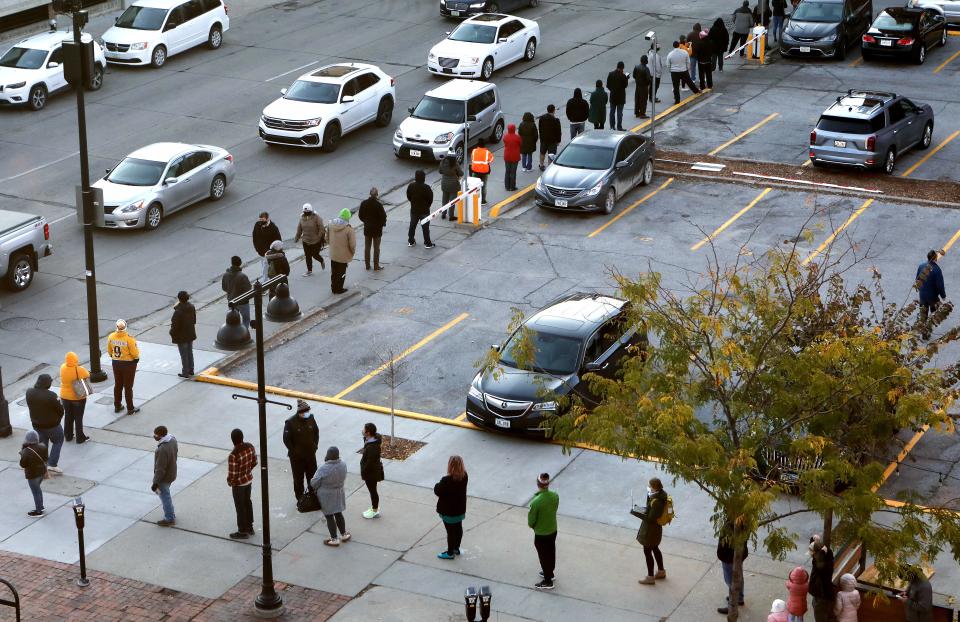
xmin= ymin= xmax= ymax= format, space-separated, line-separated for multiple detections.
xmin=101 ymin=0 xmax=229 ymax=68
xmin=0 ymin=28 xmax=105 ymax=110
xmin=258 ymin=63 xmax=396 ymax=152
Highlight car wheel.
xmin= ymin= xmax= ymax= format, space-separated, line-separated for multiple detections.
xmin=834 ymin=37 xmax=845 ymax=60
xmin=453 ymin=142 xmax=464 ymax=164
xmin=919 ymin=122 xmax=933 ymax=150
xmin=28 ymin=84 xmax=46 ymax=111
xmin=487 ymin=2 xmax=500 ymax=11
xmin=523 ymin=38 xmax=537 ymax=61
xmin=322 ymin=122 xmax=341 ymax=152
xmin=208 ymin=25 xmax=223 ymax=50
xmin=940 ymin=28 xmax=947 ymax=47
xmin=145 ymin=203 xmax=163 ymax=230
xmin=639 ymin=159 xmax=654 ymax=186
xmin=489 ymin=119 xmax=504 ymax=144
xmin=5 ymin=253 xmax=33 ymax=291
xmin=209 ymin=174 xmax=226 ymax=200
xmin=603 ymin=188 xmax=616 ymax=215
xmin=481 ymin=57 xmax=494 ymax=80
xmin=883 ymin=148 xmax=896 ymax=174
xmin=915 ymin=43 xmax=925 ymax=65
xmin=87 ymin=64 xmax=104 ymax=91
xmin=375 ymin=96 xmax=393 ymax=127
xmin=151 ymin=45 xmax=167 ymax=68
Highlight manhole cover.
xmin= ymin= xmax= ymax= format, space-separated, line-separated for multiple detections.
xmin=0 ymin=317 xmax=39 ymax=331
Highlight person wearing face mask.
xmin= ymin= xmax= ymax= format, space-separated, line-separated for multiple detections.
xmin=252 ymin=211 xmax=282 ymax=282
xmin=635 ymin=477 xmax=668 ymax=585
xmin=283 ymin=399 xmax=320 ymax=502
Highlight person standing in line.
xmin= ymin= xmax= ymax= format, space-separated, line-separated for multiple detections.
xmin=283 ymin=399 xmax=320 ymax=501
xmin=731 ymin=0 xmax=755 ymax=57
xmin=312 ymin=446 xmax=351 ymax=546
xmin=438 ymin=154 xmax=464 ymax=218
xmin=502 ymin=123 xmax=521 ymax=192
xmin=678 ymin=36 xmax=691 ymax=91
xmin=60 ymin=351 xmax=90 ymax=444
xmin=264 ymin=240 xmax=290 ymax=299
xmin=19 ymin=430 xmax=48 ymax=517
xmin=565 ymin=88 xmax=590 ymax=139
xmin=327 ymin=208 xmax=357 ymax=294
xmin=834 ymin=574 xmax=861 ymax=622
xmin=252 ymin=211 xmax=282 ymax=282
xmin=469 ymin=139 xmax=494 ymax=205
xmin=716 ymin=521 xmax=747 ymax=614
xmin=406 ymin=170 xmax=435 ymax=248
xmin=107 ymin=319 xmax=140 ymax=415
xmin=605 ymin=61 xmax=629 ymax=131
xmin=771 ymin=0 xmax=787 ymax=41
xmin=686 ymin=24 xmax=702 ymax=83
xmin=588 ymin=81 xmax=608 ymax=129
xmin=693 ymin=31 xmax=715 ymax=90
xmin=808 ymin=534 xmax=835 ymax=622
xmin=768 ymin=600 xmax=790 ymax=622
xmin=26 ymin=373 xmax=64 ymax=475
xmin=786 ymin=566 xmax=810 ymax=622
xmin=538 ymin=105 xmax=562 ymax=171
xmin=360 ymin=422 xmax=384 ymax=519
xmin=898 ymin=567 xmax=933 ymax=622
xmin=916 ymin=250 xmax=946 ymax=340
xmin=518 ymin=112 xmax=539 ymax=172
xmin=709 ymin=17 xmax=730 ymax=72
xmin=222 ymin=256 xmax=252 ymax=328
xmin=358 ymin=187 xmax=387 ymax=271
xmin=170 ymin=291 xmax=196 ymax=378
xmin=648 ymin=44 xmax=663 ymax=103
xmin=635 ymin=477 xmax=668 ymax=585
xmin=294 ymin=203 xmax=326 ymax=277
xmin=434 ymin=455 xmax=468 ymax=560
xmin=632 ymin=56 xmax=652 ymax=118
xmin=667 ymin=40 xmax=701 ymax=105
xmin=152 ymin=425 xmax=178 ymax=527
xmin=528 ymin=472 xmax=560 ymax=590
xmin=227 ymin=428 xmax=257 ymax=539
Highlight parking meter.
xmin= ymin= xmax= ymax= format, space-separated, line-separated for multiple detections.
xmin=478 ymin=585 xmax=491 ymax=621
xmin=72 ymin=497 xmax=85 ymax=529
xmin=464 ymin=586 xmax=478 ymax=621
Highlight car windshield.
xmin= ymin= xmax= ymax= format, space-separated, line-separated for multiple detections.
xmin=816 ymin=115 xmax=874 ymax=134
xmin=115 ymin=6 xmax=168 ymax=30
xmin=449 ymin=23 xmax=497 ymax=44
xmin=411 ymin=96 xmax=464 ymax=123
xmin=791 ymin=2 xmax=843 ymax=22
xmin=107 ymin=158 xmax=166 ymax=186
xmin=873 ymin=13 xmax=915 ymax=30
xmin=500 ymin=329 xmax=583 ymax=375
xmin=0 ymin=47 xmax=47 ymax=69
xmin=553 ymin=144 xmax=615 ymax=170
xmin=284 ymin=80 xmax=340 ymax=104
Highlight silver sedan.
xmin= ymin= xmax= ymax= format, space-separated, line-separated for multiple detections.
xmin=93 ymin=142 xmax=236 ymax=230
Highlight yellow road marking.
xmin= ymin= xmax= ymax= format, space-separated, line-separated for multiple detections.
xmin=333 ymin=313 xmax=470 ymax=399
xmin=801 ymin=199 xmax=874 ymax=266
xmin=874 ymin=425 xmax=929 ymax=492
xmin=941 ymin=228 xmax=960 ymax=255
xmin=455 ymin=412 xmax=467 ymax=422
xmin=691 ymin=187 xmax=772 ymax=251
xmin=490 ymin=182 xmax=536 ymax=218
xmin=933 ymin=49 xmax=960 ymax=74
xmin=899 ymin=129 xmax=960 ymax=178
xmin=586 ymin=178 xmax=674 ymax=239
xmin=801 ymin=159 xmax=812 ymax=168
xmin=849 ymin=57 xmax=863 ymax=67
xmin=709 ymin=112 xmax=779 ymax=156
xmin=629 ymin=90 xmax=705 ymax=133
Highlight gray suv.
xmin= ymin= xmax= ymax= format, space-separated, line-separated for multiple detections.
xmin=809 ymin=90 xmax=934 ymax=174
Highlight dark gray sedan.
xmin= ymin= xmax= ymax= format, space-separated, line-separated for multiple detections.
xmin=534 ymin=131 xmax=655 ymax=214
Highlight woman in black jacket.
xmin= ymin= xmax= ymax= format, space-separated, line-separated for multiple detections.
xmin=438 ymin=155 xmax=463 ymax=219
xmin=360 ymin=422 xmax=384 ymax=519
xmin=19 ymin=430 xmax=48 ymax=516
xmin=709 ymin=18 xmax=730 ymax=73
xmin=517 ymin=112 xmax=538 ymax=172
xmin=434 ymin=455 xmax=468 ymax=559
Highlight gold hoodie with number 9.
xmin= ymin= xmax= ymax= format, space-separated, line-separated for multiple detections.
xmin=106 ymin=330 xmax=140 ymax=362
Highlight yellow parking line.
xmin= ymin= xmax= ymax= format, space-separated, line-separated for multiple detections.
xmin=875 ymin=425 xmax=929 ymax=491
xmin=587 ymin=178 xmax=673 ymax=239
xmin=941 ymin=228 xmax=960 ymax=255
xmin=801 ymin=199 xmax=874 ymax=266
xmin=333 ymin=313 xmax=470 ymax=399
xmin=708 ymin=113 xmax=779 ymax=156
xmin=691 ymin=187 xmax=772 ymax=251
xmin=849 ymin=57 xmax=863 ymax=67
xmin=630 ymin=90 xmax=705 ymax=133
xmin=801 ymin=159 xmax=812 ymax=168
xmin=933 ymin=49 xmax=960 ymax=73
xmin=455 ymin=412 xmax=467 ymax=422
xmin=900 ymin=129 xmax=960 ymax=178
xmin=490 ymin=183 xmax=536 ymax=218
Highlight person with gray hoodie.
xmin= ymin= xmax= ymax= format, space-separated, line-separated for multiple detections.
xmin=311 ymin=446 xmax=352 ymax=546
xmin=152 ymin=425 xmax=178 ymax=527
xmin=19 ymin=430 xmax=48 ymax=517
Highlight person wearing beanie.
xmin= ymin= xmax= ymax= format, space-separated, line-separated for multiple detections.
xmin=434 ymin=455 xmax=468 ymax=559
xmin=19 ymin=430 xmax=48 ymax=516
xmin=358 ymin=187 xmax=387 ymax=271
xmin=152 ymin=425 xmax=178 ymax=526
xmin=406 ymin=169 xmax=435 ymax=248
xmin=786 ymin=566 xmax=810 ymax=621
xmin=222 ymin=256 xmax=252 ymax=328
xmin=170 ymin=291 xmax=196 ymax=378
xmin=227 ymin=428 xmax=258 ymax=539
xmin=327 ymin=208 xmax=357 ymax=294
xmin=106 ymin=319 xmax=140 ymax=415
xmin=528 ymin=472 xmax=560 ymax=590
xmin=294 ymin=203 xmax=326 ymax=276
xmin=565 ymin=88 xmax=590 ymax=139
xmin=360 ymin=422 xmax=384 ymax=519
xmin=311 ymin=446 xmax=351 ymax=546
xmin=502 ymin=124 xmax=521 ymax=192
xmin=60 ymin=351 xmax=91 ymax=444
xmin=252 ymin=211 xmax=282 ymax=281
xmin=768 ymin=599 xmax=789 ymax=622
xmin=283 ymin=399 xmax=320 ymax=501
xmin=26 ymin=373 xmax=64 ymax=474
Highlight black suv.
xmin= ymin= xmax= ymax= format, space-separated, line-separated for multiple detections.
xmin=861 ymin=7 xmax=947 ymax=64
xmin=465 ymin=293 xmax=646 ymax=435
xmin=781 ymin=0 xmax=873 ymax=59
xmin=441 ymin=0 xmax=538 ymax=19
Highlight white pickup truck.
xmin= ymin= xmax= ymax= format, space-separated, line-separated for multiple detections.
xmin=0 ymin=209 xmax=53 ymax=291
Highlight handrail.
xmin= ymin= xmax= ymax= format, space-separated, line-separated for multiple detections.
xmin=0 ymin=577 xmax=21 ymax=622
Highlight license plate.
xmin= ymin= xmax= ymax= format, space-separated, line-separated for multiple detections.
xmin=494 ymin=418 xmax=510 ymax=429
xmin=799 ymin=46 xmax=811 ymax=53
xmin=880 ymin=39 xmax=892 ymax=47
xmin=555 ymin=199 xmax=568 ymax=207
xmin=409 ymin=149 xmax=421 ymax=158
xmin=834 ymin=140 xmax=847 ymax=148
xmin=451 ymin=10 xmax=459 ymax=15
xmin=442 ymin=68 xmax=453 ymax=74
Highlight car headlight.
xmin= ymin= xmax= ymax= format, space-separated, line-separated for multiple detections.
xmin=467 ymin=57 xmax=480 ymax=64
xmin=536 ymin=177 xmax=544 ymax=191
xmin=468 ymin=384 xmax=483 ymax=401
xmin=305 ymin=117 xmax=322 ymax=127
xmin=584 ymin=180 xmax=604 ymax=197
xmin=531 ymin=401 xmax=558 ymax=411
xmin=429 ymin=52 xmax=436 ymax=60
xmin=118 ymin=200 xmax=144 ymax=214
xmin=470 ymin=1 xmax=485 ymax=6
xmin=395 ymin=129 xmax=403 ymax=140
xmin=434 ymin=132 xmax=454 ymax=144
xmin=822 ymin=32 xmax=837 ymax=42
xmin=6 ymin=81 xmax=26 ymax=89
xmin=129 ymin=42 xmax=149 ymax=50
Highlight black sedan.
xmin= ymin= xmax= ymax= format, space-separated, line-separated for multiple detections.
xmin=440 ymin=0 xmax=538 ymax=18
xmin=861 ymin=7 xmax=947 ymax=64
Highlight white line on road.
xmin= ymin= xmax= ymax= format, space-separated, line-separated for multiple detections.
xmin=48 ymin=212 xmax=77 ymax=225
xmin=0 ymin=151 xmax=79 ymax=183
xmin=265 ymin=60 xmax=319 ymax=82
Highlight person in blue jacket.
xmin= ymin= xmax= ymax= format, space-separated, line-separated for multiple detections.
xmin=916 ymin=250 xmax=946 ymax=340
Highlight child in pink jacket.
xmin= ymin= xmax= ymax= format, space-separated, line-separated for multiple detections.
xmin=768 ymin=599 xmax=789 ymax=622
xmin=786 ymin=566 xmax=810 ymax=621
xmin=834 ymin=573 xmax=861 ymax=622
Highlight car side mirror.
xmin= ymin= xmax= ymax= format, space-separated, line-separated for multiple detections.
xmin=342 ymin=95 xmax=355 ymax=103
xmin=490 ymin=344 xmax=501 ymax=352
xmin=164 ymin=177 xmax=178 ymax=185
xmin=498 ymin=37 xmax=508 ymax=43
xmin=408 ymin=106 xmax=415 ymax=114
xmin=615 ymin=160 xmax=629 ymax=169
xmin=444 ymin=31 xmax=451 ymax=36
xmin=47 ymin=61 xmax=59 ymax=68
xmin=115 ymin=16 xmax=119 ymax=23
xmin=545 ymin=153 xmax=555 ymax=164
xmin=467 ymin=115 xmax=478 ymax=122
xmin=845 ymin=15 xmax=855 ymax=23
xmin=280 ymin=87 xmax=287 ymax=95
xmin=105 ymin=168 xmax=112 ymax=174
xmin=165 ymin=21 xmax=178 ymax=31
xmin=584 ymin=362 xmax=602 ymax=372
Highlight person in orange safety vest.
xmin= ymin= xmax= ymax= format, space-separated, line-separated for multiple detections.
xmin=470 ymin=138 xmax=494 ymax=205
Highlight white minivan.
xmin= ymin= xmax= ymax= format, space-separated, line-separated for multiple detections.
xmin=101 ymin=0 xmax=229 ymax=68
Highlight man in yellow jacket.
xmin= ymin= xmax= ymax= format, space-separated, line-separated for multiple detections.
xmin=106 ymin=319 xmax=140 ymax=415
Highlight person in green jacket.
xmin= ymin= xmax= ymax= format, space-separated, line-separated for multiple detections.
xmin=635 ymin=477 xmax=668 ymax=585
xmin=528 ymin=472 xmax=560 ymax=590
xmin=588 ymin=80 xmax=608 ymax=130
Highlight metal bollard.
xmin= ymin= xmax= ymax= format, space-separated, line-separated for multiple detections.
xmin=215 ymin=308 xmax=252 ymax=350
xmin=266 ymin=282 xmax=301 ymax=322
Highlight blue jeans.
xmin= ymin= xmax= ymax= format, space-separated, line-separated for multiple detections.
xmin=157 ymin=483 xmax=175 ymax=521
xmin=570 ymin=122 xmax=585 ymax=139
xmin=521 ymin=152 xmax=533 ymax=170
xmin=28 ymin=476 xmax=43 ymax=512
xmin=690 ymin=60 xmax=698 ymax=83
xmin=177 ymin=341 xmax=194 ymax=376
xmin=236 ymin=303 xmax=250 ymax=328
xmin=721 ymin=561 xmax=745 ymax=603
xmin=609 ymin=104 xmax=624 ymax=130
xmin=771 ymin=15 xmax=783 ymax=40
xmin=36 ymin=425 xmax=63 ymax=468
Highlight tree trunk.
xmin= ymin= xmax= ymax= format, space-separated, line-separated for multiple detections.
xmin=728 ymin=541 xmax=744 ymax=622
xmin=823 ymin=508 xmax=833 ymax=549
xmin=390 ymin=385 xmax=396 ymax=439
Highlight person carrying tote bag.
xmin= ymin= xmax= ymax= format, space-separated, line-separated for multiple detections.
xmin=60 ymin=351 xmax=92 ymax=443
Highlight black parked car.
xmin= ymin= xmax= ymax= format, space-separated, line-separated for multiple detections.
xmin=780 ymin=0 xmax=873 ymax=60
xmin=861 ymin=7 xmax=947 ymax=64
xmin=465 ymin=292 xmax=647 ymax=435
xmin=440 ymin=0 xmax=538 ymax=19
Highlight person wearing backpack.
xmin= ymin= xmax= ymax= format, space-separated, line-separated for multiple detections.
xmin=635 ymin=477 xmax=668 ymax=585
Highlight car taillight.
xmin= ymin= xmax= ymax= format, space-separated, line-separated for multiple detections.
xmin=390 ymin=76 xmax=395 ymax=87
xmin=225 ymin=153 xmax=233 ymax=163
xmin=810 ymin=130 xmax=816 ymax=145
xmin=223 ymin=2 xmax=228 ymax=13
xmin=897 ymin=37 xmax=914 ymax=46
xmin=43 ymin=223 xmax=49 ymax=240
xmin=862 ymin=34 xmax=875 ymax=43
xmin=866 ymin=135 xmax=876 ymax=150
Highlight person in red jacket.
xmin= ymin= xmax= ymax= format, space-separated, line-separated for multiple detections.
xmin=502 ymin=124 xmax=521 ymax=192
